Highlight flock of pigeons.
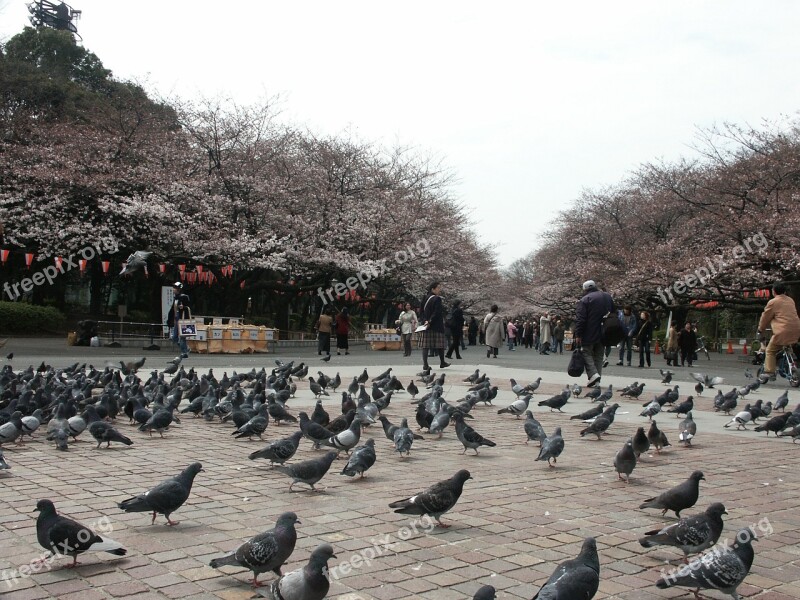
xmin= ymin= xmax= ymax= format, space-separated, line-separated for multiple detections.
xmin=0 ymin=355 xmax=795 ymax=599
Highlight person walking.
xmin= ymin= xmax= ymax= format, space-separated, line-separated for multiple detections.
xmin=335 ymin=307 xmax=351 ymax=355
xmin=553 ymin=318 xmax=565 ymax=354
xmin=484 ymin=305 xmax=503 ymax=358
xmin=396 ymin=303 xmax=417 ymax=357
xmin=635 ymin=311 xmax=654 ymax=368
xmin=664 ymin=322 xmax=679 ymax=366
xmin=677 ymin=321 xmax=697 ymax=367
xmin=419 ymin=281 xmax=449 ymax=370
xmin=506 ymin=318 xmax=518 ymax=351
xmin=616 ymin=306 xmax=638 ymax=366
xmin=166 ymin=282 xmax=191 ymax=359
xmin=574 ymin=280 xmax=614 ymax=387
xmin=467 ymin=316 xmax=478 ymax=346
xmin=757 ymin=281 xmax=800 ymax=380
xmin=316 ymin=306 xmax=334 ymax=357
xmin=539 ymin=313 xmax=552 ymax=354
xmin=445 ymin=300 xmax=465 ymax=360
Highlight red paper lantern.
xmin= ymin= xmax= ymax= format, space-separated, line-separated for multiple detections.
xmin=240 ymin=279 xmax=246 ymax=289
xmin=55 ymin=256 xmax=63 ymax=271
xmin=25 ymin=253 xmax=34 ymax=269
xmin=196 ymin=265 xmax=203 ymax=275
xmin=179 ymin=271 xmax=186 ymax=282
xmin=0 ymin=249 xmax=8 ymax=264
xmin=101 ymin=260 xmax=110 ymax=275
xmin=178 ymin=264 xmax=186 ymax=273
xmin=743 ymin=290 xmax=750 ymax=298
xmin=79 ymin=259 xmax=87 ymax=275
xmin=159 ymin=263 xmax=166 ymax=274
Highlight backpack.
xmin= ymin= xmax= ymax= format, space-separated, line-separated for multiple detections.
xmin=601 ymin=311 xmax=625 ymax=346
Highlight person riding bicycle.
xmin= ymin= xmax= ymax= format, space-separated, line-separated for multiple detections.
xmin=757 ymin=281 xmax=800 ymax=380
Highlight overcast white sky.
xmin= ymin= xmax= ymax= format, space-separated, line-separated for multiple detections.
xmin=2 ymin=1 xmax=799 ymax=267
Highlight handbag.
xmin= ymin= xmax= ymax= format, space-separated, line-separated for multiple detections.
xmin=177 ymin=307 xmax=195 ymax=337
xmin=567 ymin=348 xmax=585 ymax=377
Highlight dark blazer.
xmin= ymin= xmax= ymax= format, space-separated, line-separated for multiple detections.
xmin=423 ymin=294 xmax=445 ymax=333
xmin=636 ymin=320 xmax=654 ymax=343
xmin=574 ymin=289 xmax=614 ymax=345
xmin=167 ymin=293 xmax=191 ymax=327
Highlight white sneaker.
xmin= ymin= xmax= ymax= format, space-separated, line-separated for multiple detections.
xmin=587 ymin=374 xmax=601 ymax=387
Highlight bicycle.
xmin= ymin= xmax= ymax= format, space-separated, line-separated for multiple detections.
xmin=755 ymin=334 xmax=800 ymax=387
xmin=695 ymin=336 xmax=710 ymax=361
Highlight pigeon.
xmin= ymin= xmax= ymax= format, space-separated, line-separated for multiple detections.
xmin=389 ymin=469 xmax=472 ymax=527
xmin=774 ymin=390 xmax=789 ymax=412
xmin=523 ymin=411 xmax=546 ymax=446
xmin=0 ymin=411 xmax=23 ymax=445
xmin=678 ymin=412 xmax=697 ymax=446
xmin=263 ymin=543 xmax=336 ymax=600
xmin=473 ymin=584 xmax=497 ymax=600
xmin=571 ymin=404 xmax=604 ymax=421
xmin=0 ymin=448 xmax=9 ymax=470
xmin=357 ymin=369 xmax=369 ymax=383
xmin=580 ymin=415 xmax=611 ymax=440
xmin=754 ymin=412 xmax=792 ymax=436
xmin=538 ymin=391 xmax=569 ymax=412
xmin=393 ymin=418 xmax=417 ymax=457
xmin=695 ymin=382 xmax=704 ymax=395
xmin=640 ymin=471 xmax=704 ymax=517
xmin=139 ymin=408 xmax=179 ymax=438
xmin=778 ymin=425 xmax=800 ymax=442
xmin=631 ymin=426 xmax=650 ymax=457
xmin=614 ymin=439 xmax=637 ymax=483
xmin=119 ymin=250 xmax=152 ymax=276
xmin=407 ymin=380 xmax=419 ymax=399
xmin=118 ymin=463 xmax=203 ymax=526
xmin=640 ymin=401 xmax=661 ymax=420
xmin=524 ymin=377 xmax=543 ymax=393
xmin=209 ymin=512 xmax=299 ymax=587
xmin=249 ymin=431 xmax=303 ymax=466
xmin=583 ymin=386 xmax=602 ymax=400
xmin=309 ymin=377 xmax=329 ymax=398
xmin=428 ymin=405 xmax=451 ymax=438
xmin=656 ymin=527 xmax=756 ymax=598
xmin=310 ymin=400 xmax=330 ymax=427
xmin=667 ymin=396 xmax=694 ymax=417
xmin=86 ymin=411 xmax=133 ymax=449
xmin=535 ymin=427 xmax=565 ymax=467
xmin=690 ymin=372 xmax=724 ymax=388
xmin=724 ymin=409 xmax=752 ymax=430
xmin=497 ymin=394 xmax=531 ymax=418
xmin=340 ymin=438 xmax=377 ymax=478
xmin=272 ymin=451 xmax=337 ymax=491
xmin=233 ymin=405 xmax=269 ymax=440
xmin=639 ymin=503 xmax=727 ymax=561
xmin=647 ymin=420 xmax=670 ymax=453
xmin=298 ymin=412 xmax=335 ymax=449
xmin=322 ymin=417 xmax=362 ymax=455
xmin=268 ymin=400 xmax=297 ymax=425
xmin=531 ymin=537 xmax=600 ymax=599
xmin=510 ymin=378 xmax=526 ymax=397
xmin=594 ymin=384 xmax=614 ymax=404
xmin=453 ymin=412 xmax=496 ymax=455
xmin=660 ymin=369 xmax=673 ymax=384
xmin=571 ymin=384 xmax=583 ymax=398
xmin=35 ymin=499 xmax=127 ymax=567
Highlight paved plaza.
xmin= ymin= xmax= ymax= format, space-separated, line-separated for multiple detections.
xmin=0 ymin=339 xmax=798 ymax=599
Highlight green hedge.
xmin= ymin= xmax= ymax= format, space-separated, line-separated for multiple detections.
xmin=0 ymin=301 xmax=67 ymax=334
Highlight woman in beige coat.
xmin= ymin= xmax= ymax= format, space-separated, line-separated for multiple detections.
xmin=484 ymin=305 xmax=503 ymax=358
xmin=758 ymin=282 xmax=800 ymax=378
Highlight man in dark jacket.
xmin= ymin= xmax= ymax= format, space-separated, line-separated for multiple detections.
xmin=166 ymin=282 xmax=191 ymax=359
xmin=445 ymin=300 xmax=465 ymax=360
xmin=574 ymin=280 xmax=614 ymax=387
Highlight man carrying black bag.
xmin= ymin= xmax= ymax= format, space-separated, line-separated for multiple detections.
xmin=573 ymin=280 xmax=614 ymax=387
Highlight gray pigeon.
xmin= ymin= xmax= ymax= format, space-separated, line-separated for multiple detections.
xmin=35 ymin=499 xmax=127 ymax=568
xmin=322 ymin=417 xmax=362 ymax=455
xmin=209 ymin=512 xmax=299 ymax=587
xmin=393 ymin=418 xmax=416 ymax=457
xmin=389 ymin=469 xmax=472 ymax=527
xmin=639 ymin=502 xmax=727 ymax=560
xmin=273 ymin=452 xmax=338 ymax=491
xmin=538 ymin=391 xmax=569 ymax=412
xmin=640 ymin=401 xmax=661 ymax=420
xmin=667 ymin=396 xmax=694 ymax=417
xmin=647 ymin=420 xmax=670 ymax=453
xmin=262 ymin=543 xmax=336 ymax=600
xmin=249 ymin=431 xmax=303 ymax=466
xmin=640 ymin=471 xmax=704 ymax=517
xmin=232 ymin=405 xmax=269 ymax=440
xmin=631 ymin=427 xmax=650 ymax=457
xmin=453 ymin=412 xmax=496 ymax=455
xmin=532 ymin=537 xmax=600 ymax=599
xmin=656 ymin=527 xmax=756 ymax=598
xmin=523 ymin=411 xmax=546 ymax=446
xmin=774 ymin=390 xmax=789 ymax=412
xmin=118 ymin=463 xmax=203 ymax=526
xmin=679 ymin=412 xmax=697 ymax=446
xmin=614 ymin=439 xmax=637 ymax=483
xmin=0 ymin=448 xmax=9 ymax=470
xmin=579 ymin=415 xmax=611 ymax=440
xmin=119 ymin=250 xmax=152 ymax=276
xmin=498 ymin=394 xmax=531 ymax=418
xmin=340 ymin=439 xmax=377 ymax=478
xmin=0 ymin=411 xmax=23 ymax=445
xmin=428 ymin=405 xmax=451 ymax=438
xmin=473 ymin=585 xmax=496 ymax=599
xmin=570 ymin=404 xmax=604 ymax=421
xmin=535 ymin=427 xmax=564 ymax=467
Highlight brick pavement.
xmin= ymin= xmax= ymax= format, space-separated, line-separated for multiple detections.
xmin=0 ymin=362 xmax=798 ymax=599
